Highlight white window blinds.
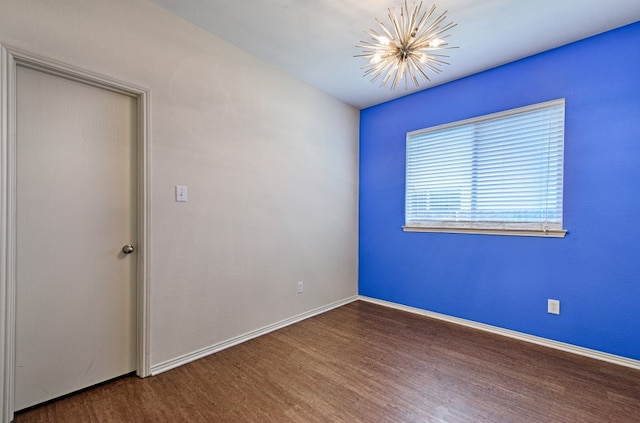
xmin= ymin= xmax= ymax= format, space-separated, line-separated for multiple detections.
xmin=405 ymin=99 xmax=566 ymax=237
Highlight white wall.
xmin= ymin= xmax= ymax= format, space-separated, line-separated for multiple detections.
xmin=0 ymin=0 xmax=359 ymax=368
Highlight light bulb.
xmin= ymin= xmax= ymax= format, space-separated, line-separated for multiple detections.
xmin=377 ymin=35 xmax=391 ymax=46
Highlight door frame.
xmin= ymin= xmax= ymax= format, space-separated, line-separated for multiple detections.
xmin=0 ymin=44 xmax=151 ymax=423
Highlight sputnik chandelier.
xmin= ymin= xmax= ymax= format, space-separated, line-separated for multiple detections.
xmin=356 ymin=0 xmax=457 ymax=90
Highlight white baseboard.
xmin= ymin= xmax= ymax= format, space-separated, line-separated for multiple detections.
xmin=151 ymin=294 xmax=639 ymax=376
xmin=150 ymin=295 xmax=359 ymax=375
xmin=359 ymin=296 xmax=640 ymax=371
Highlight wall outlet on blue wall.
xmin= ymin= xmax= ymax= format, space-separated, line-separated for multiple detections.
xmin=548 ymin=299 xmax=560 ymax=315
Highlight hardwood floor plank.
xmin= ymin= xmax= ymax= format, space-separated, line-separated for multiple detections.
xmin=14 ymin=301 xmax=640 ymax=422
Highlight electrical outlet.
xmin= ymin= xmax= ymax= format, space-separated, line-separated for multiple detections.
xmin=297 ymin=281 xmax=304 ymax=294
xmin=548 ymin=299 xmax=560 ymax=315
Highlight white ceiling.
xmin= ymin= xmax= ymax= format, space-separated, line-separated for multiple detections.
xmin=150 ymin=0 xmax=640 ymax=109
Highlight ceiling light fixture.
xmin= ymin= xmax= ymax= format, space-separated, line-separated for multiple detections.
xmin=356 ymin=1 xmax=457 ymax=90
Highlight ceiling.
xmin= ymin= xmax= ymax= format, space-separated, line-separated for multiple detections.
xmin=150 ymin=0 xmax=640 ymax=109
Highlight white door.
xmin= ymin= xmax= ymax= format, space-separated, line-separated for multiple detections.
xmin=14 ymin=65 xmax=137 ymax=411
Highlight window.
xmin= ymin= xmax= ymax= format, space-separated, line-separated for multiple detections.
xmin=404 ymin=99 xmax=566 ymax=237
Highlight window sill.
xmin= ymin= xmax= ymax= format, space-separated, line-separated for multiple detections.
xmin=402 ymin=226 xmax=567 ymax=238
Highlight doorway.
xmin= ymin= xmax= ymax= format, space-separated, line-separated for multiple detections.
xmin=0 ymin=45 xmax=150 ymax=422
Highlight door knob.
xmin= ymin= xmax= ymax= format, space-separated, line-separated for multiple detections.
xmin=122 ymin=244 xmax=135 ymax=254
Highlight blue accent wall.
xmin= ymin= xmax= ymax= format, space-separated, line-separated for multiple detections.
xmin=359 ymin=22 xmax=640 ymax=360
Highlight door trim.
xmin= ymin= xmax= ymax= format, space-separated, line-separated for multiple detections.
xmin=0 ymin=44 xmax=151 ymax=423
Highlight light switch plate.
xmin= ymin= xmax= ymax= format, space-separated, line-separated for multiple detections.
xmin=176 ymin=185 xmax=188 ymax=202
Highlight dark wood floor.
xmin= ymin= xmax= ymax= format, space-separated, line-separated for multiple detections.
xmin=14 ymin=301 xmax=640 ymax=422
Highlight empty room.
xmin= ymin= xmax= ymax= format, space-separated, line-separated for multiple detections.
xmin=1 ymin=0 xmax=639 ymax=422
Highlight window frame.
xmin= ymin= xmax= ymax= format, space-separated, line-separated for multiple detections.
xmin=403 ymin=99 xmax=567 ymax=238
